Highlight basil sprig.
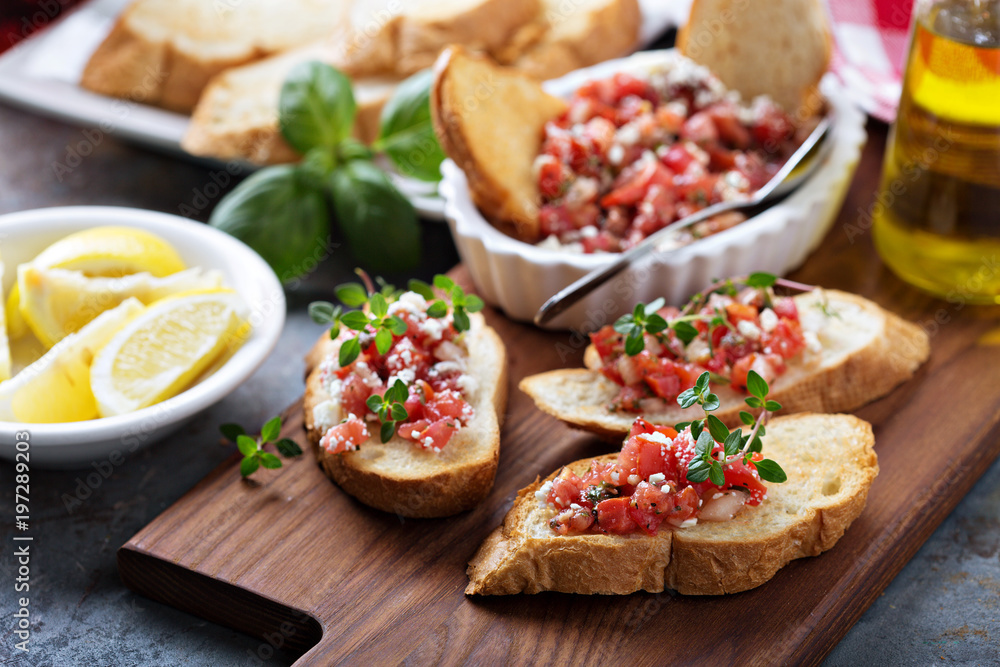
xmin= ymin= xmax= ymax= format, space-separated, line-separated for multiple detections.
xmin=210 ymin=63 xmax=445 ymax=279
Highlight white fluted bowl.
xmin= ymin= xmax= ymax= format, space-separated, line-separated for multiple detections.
xmin=441 ymin=51 xmax=868 ymax=330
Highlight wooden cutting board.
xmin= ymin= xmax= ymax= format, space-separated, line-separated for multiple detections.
xmin=118 ymin=133 xmax=1000 ymax=666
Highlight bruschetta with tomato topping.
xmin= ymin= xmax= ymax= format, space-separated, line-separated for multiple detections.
xmin=521 ymin=275 xmax=929 ymax=441
xmin=466 ymin=406 xmax=878 ymax=596
xmin=304 ymin=275 xmax=507 ymax=518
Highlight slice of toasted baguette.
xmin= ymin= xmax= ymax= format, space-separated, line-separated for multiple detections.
xmin=182 ymin=44 xmax=400 ymax=164
xmin=467 ymin=412 xmax=877 ymax=595
xmin=432 ymin=46 xmax=566 ymax=241
xmin=330 ymin=0 xmax=540 ymax=78
xmin=521 ymin=290 xmax=930 ymax=441
xmin=502 ymin=0 xmax=642 ymax=80
xmin=303 ymin=313 xmax=508 ymax=518
xmin=677 ymin=0 xmax=831 ymax=116
xmin=81 ymin=0 xmax=350 ymax=113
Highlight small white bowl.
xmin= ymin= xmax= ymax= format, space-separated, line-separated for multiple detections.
xmin=441 ymin=51 xmax=868 ymax=330
xmin=0 ymin=206 xmax=285 ymax=468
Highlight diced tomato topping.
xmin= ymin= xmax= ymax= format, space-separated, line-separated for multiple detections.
xmin=340 ymin=374 xmax=371 ymax=419
xmin=723 ymin=460 xmax=767 ymax=505
xmin=549 ymin=470 xmax=585 ymax=509
xmin=596 ymin=497 xmax=639 ymax=534
xmin=663 ymin=486 xmax=699 ymax=527
xmin=320 ymin=417 xmax=368 ymax=454
xmin=538 ymin=159 xmax=569 ymax=199
xmin=725 ymin=302 xmax=758 ymax=324
xmin=762 ymin=317 xmax=806 ymax=359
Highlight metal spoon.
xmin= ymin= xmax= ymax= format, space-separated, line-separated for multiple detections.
xmin=534 ymin=116 xmax=833 ymax=327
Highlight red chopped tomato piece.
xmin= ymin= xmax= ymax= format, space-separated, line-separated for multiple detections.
xmin=320 ymin=417 xmax=369 ymax=454
xmin=581 ymin=230 xmax=620 ymax=253
xmin=611 ymin=384 xmax=649 ymax=411
xmin=707 ymin=104 xmax=751 ymax=148
xmin=398 ymin=419 xmax=430 ymax=441
xmin=730 ymin=352 xmax=784 ymax=388
xmin=628 ymin=481 xmax=673 ymax=534
xmin=723 ymin=460 xmax=767 ymax=505
xmin=414 ymin=419 xmax=458 ymax=451
xmin=549 ymin=470 xmax=584 ymax=509
xmin=596 ymin=497 xmax=639 ymax=534
xmin=340 ymin=374 xmax=371 ymax=419
xmin=590 ymin=325 xmax=621 ymax=360
xmin=725 ymin=302 xmax=757 ymax=324
xmin=660 ymin=145 xmax=695 ymax=173
xmin=752 ymin=103 xmax=793 ymax=147
xmin=771 ymin=296 xmax=798 ymax=320
xmin=664 ymin=486 xmax=699 ymax=527
xmin=628 ymin=418 xmax=678 ymax=441
xmin=762 ymin=318 xmax=806 ymax=359
xmin=550 ymin=507 xmax=595 ymax=535
xmin=538 ymin=160 xmax=569 ymax=199
xmin=680 ymin=111 xmax=719 ymax=144
xmin=538 ymin=204 xmax=576 ymax=237
xmin=618 ymin=433 xmax=673 ymax=481
xmin=644 ymin=373 xmax=681 ymax=401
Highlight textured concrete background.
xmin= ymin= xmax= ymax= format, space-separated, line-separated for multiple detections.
xmin=0 ymin=61 xmax=998 ymax=667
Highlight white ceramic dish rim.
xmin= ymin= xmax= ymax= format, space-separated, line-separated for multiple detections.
xmin=0 ymin=206 xmax=285 ymax=449
xmin=441 ymin=50 xmax=865 ymax=273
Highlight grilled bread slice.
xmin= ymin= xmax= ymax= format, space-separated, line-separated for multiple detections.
xmin=182 ymin=44 xmax=400 ymax=164
xmin=81 ymin=0 xmax=349 ymax=113
xmin=303 ymin=313 xmax=508 ymax=518
xmin=467 ymin=412 xmax=878 ymax=595
xmin=677 ymin=0 xmax=831 ymax=115
xmin=432 ymin=46 xmax=566 ymax=241
xmin=521 ymin=290 xmax=929 ymax=441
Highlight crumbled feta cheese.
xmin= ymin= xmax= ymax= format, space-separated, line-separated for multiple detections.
xmin=759 ymin=308 xmax=779 ymax=333
xmin=580 ymin=225 xmax=599 ymax=238
xmin=434 ymin=341 xmax=464 ymax=362
xmin=648 ymin=473 xmax=666 ymax=486
xmin=684 ymin=337 xmax=711 ymax=364
xmin=610 ymin=470 xmax=620 ymax=484
xmin=387 ymin=368 xmax=416 ymax=387
xmin=566 ymin=177 xmax=598 ymax=206
xmin=608 ymin=143 xmax=625 ymax=165
xmin=311 ymin=400 xmax=341 ymax=431
xmin=680 ymin=518 xmax=698 ymax=528
xmin=535 ymin=480 xmax=554 ymax=505
xmin=616 ymin=122 xmax=641 ymax=146
xmin=353 ymin=361 xmax=382 ymax=388
xmin=804 ymin=330 xmax=822 ymax=353
xmin=638 ymin=431 xmax=671 ymax=445
xmin=737 ymin=320 xmax=761 ymax=341
xmin=627 ymin=474 xmax=641 ymax=486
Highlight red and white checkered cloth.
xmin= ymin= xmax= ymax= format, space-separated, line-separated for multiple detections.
xmin=827 ymin=0 xmax=913 ymax=122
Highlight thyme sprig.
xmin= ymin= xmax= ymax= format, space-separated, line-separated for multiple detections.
xmin=675 ymin=371 xmax=786 ymax=486
xmin=221 ymin=416 xmax=304 ymax=478
xmin=366 ymin=379 xmax=410 ymax=443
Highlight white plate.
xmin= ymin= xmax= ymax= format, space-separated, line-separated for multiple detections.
xmin=441 ymin=52 xmax=868 ymax=330
xmin=0 ymin=206 xmax=285 ymax=468
xmin=0 ymin=0 xmax=690 ymax=220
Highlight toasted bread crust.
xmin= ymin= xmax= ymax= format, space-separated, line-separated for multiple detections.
xmin=467 ymin=413 xmax=878 ymax=595
xmin=432 ymin=46 xmax=567 ymax=242
xmin=303 ymin=314 xmax=508 ymax=518
xmin=520 ymin=290 xmax=930 ymax=440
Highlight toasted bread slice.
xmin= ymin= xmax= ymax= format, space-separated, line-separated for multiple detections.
xmin=432 ymin=46 xmax=566 ymax=241
xmin=521 ymin=290 xmax=930 ymax=441
xmin=467 ymin=412 xmax=878 ymax=595
xmin=677 ymin=0 xmax=831 ymax=115
xmin=81 ymin=0 xmax=349 ymax=113
xmin=502 ymin=0 xmax=642 ymax=80
xmin=330 ymin=0 xmax=540 ymax=78
xmin=303 ymin=313 xmax=508 ymax=518
xmin=182 ymin=44 xmax=400 ymax=164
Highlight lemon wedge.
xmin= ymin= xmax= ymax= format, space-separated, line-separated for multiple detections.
xmin=0 ymin=298 xmax=144 ymax=423
xmin=18 ymin=266 xmax=225 ymax=348
xmin=7 ymin=226 xmax=187 ymax=339
xmin=0 ymin=251 xmax=11 ymax=381
xmin=90 ymin=290 xmax=250 ymax=417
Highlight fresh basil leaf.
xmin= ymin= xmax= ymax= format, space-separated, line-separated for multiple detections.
xmin=340 ymin=311 xmax=371 ymax=331
xmin=739 ymin=410 xmax=756 ymax=426
xmin=708 ymin=462 xmax=726 ymax=487
xmin=645 ymin=313 xmax=668 ymax=334
xmin=686 ymin=458 xmax=711 ymax=483
xmin=210 ymin=165 xmax=329 ymax=282
xmin=308 ymin=301 xmax=335 ymax=324
xmin=275 ymin=438 xmax=303 ymax=457
xmin=380 ymin=421 xmax=396 ymax=444
xmin=329 ymin=159 xmax=421 ymax=271
xmin=746 ymin=370 xmax=769 ymax=400
xmin=259 ymin=453 xmax=283 ymax=469
xmin=220 ymin=423 xmax=245 ymax=442
xmin=240 ymin=456 xmax=260 ymax=477
xmin=672 ymin=321 xmax=698 ymax=344
xmin=707 ymin=415 xmax=729 ymax=443
xmin=755 ymin=458 xmax=787 ymax=483
xmin=335 ymin=283 xmax=368 ymax=307
xmin=408 ymin=279 xmax=435 ymax=300
xmin=453 ymin=307 xmax=470 ymax=332
xmin=723 ymin=429 xmax=743 ymax=457
xmin=339 ymin=337 xmax=361 ymax=366
xmin=464 ymin=294 xmax=484 ymax=313
xmin=279 ymin=61 xmax=355 ymax=153
xmin=375 ymin=327 xmax=393 ymax=355
xmin=261 ymin=416 xmax=282 ymax=443
xmin=375 ymin=69 xmax=446 ymax=182
xmin=745 ymin=272 xmax=778 ymax=288
xmin=427 ymin=301 xmax=448 ymax=318
xmin=236 ymin=434 xmax=258 ymax=457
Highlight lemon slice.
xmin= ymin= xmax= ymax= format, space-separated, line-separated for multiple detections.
xmin=18 ymin=266 xmax=225 ymax=348
xmin=0 ymin=251 xmax=11 ymax=381
xmin=90 ymin=291 xmax=250 ymax=417
xmin=0 ymin=298 xmax=144 ymax=423
xmin=7 ymin=226 xmax=187 ymax=339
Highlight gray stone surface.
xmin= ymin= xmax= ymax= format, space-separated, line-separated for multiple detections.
xmin=0 ymin=98 xmax=998 ymax=667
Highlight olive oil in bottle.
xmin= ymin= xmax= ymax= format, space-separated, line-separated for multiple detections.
xmin=873 ymin=0 xmax=1000 ymax=303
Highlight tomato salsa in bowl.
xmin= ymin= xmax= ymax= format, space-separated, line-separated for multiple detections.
xmin=440 ymin=50 xmax=867 ymax=329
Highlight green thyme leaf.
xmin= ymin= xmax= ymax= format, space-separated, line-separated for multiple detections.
xmin=723 ymin=429 xmax=743 ymax=457
xmin=379 ymin=421 xmax=396 ymax=443
xmin=261 ymin=416 xmax=282 ymax=443
xmin=746 ymin=370 xmax=769 ymax=400
xmin=259 ymin=453 xmax=283 ymax=469
xmin=236 ymin=434 xmax=258 ymax=457
xmin=703 ymin=393 xmax=720 ymax=412
xmin=765 ymin=400 xmax=783 ymax=412
xmin=672 ymin=321 xmax=699 ymax=344
xmin=624 ymin=332 xmax=644 ymax=356
xmin=646 ymin=313 xmax=669 ymax=334
xmin=755 ymin=458 xmax=787 ymax=483
xmin=375 ymin=327 xmax=393 ymax=355
xmin=694 ymin=371 xmax=710 ymax=393
xmin=708 ymin=461 xmax=726 ymax=487
xmin=453 ymin=307 xmax=470 ymax=332
xmin=388 ymin=315 xmax=409 ymax=335
xmin=745 ymin=272 xmax=778 ymax=288
xmin=408 ymin=279 xmax=435 ymax=300
xmin=308 ymin=301 xmax=338 ymax=324
xmin=686 ymin=458 xmax=711 ymax=483
xmin=240 ymin=456 xmax=260 ymax=477
xmin=706 ymin=414 xmax=729 ymax=443
xmin=695 ymin=429 xmax=715 ymax=459
xmin=426 ymin=301 xmax=448 ymax=318
xmin=433 ymin=275 xmax=455 ymax=291
xmin=335 ymin=283 xmax=368 ymax=307
xmin=220 ymin=423 xmax=245 ymax=441
xmin=464 ymin=294 xmax=484 ymax=312
xmin=744 ymin=396 xmax=763 ymax=409
xmin=739 ymin=411 xmax=756 ymax=426
xmin=275 ymin=438 xmax=303 ymax=457
xmin=340 ymin=311 xmax=370 ymax=331
xmin=339 ymin=337 xmax=361 ymax=366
